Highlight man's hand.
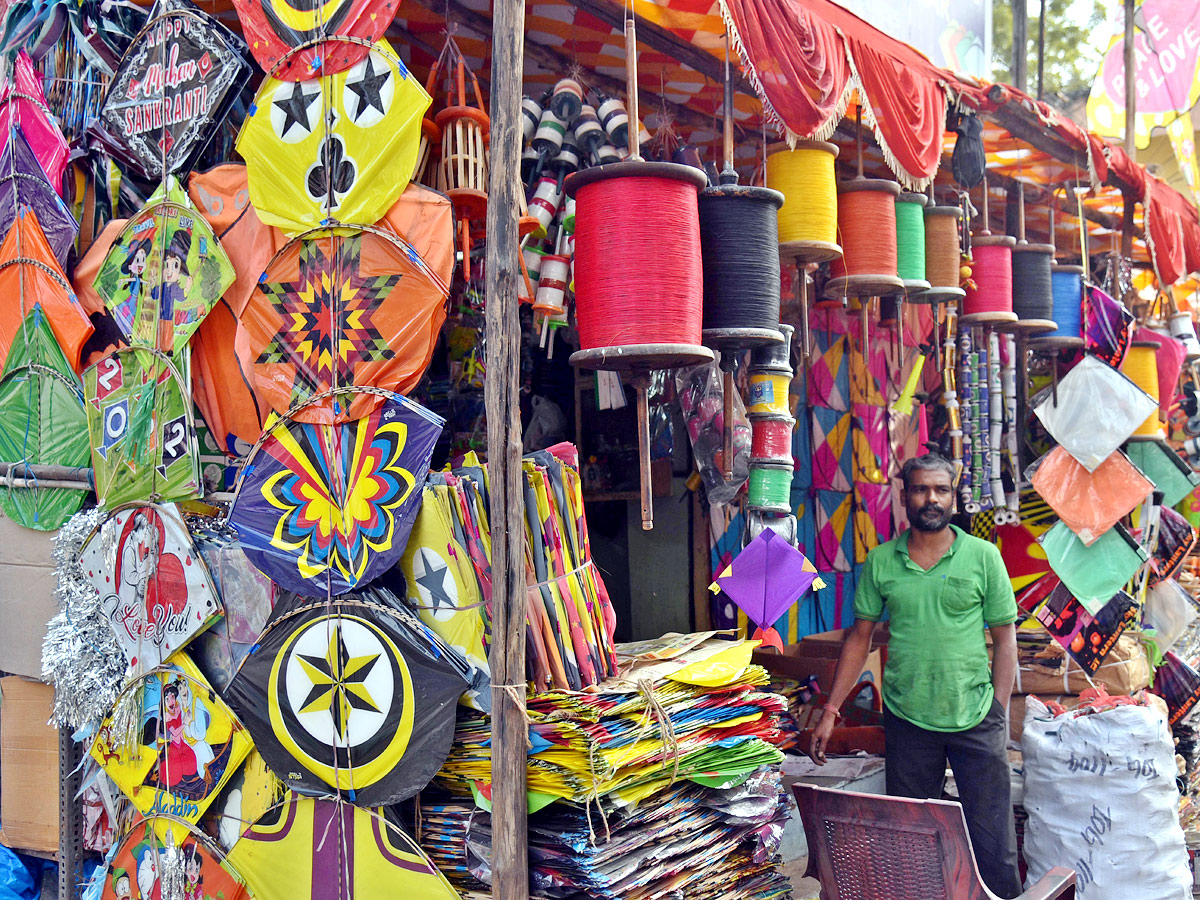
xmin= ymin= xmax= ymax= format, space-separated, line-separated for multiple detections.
xmin=810 ymin=708 xmax=837 ymax=764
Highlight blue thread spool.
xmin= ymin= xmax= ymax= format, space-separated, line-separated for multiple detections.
xmin=1047 ymin=264 xmax=1084 ymax=341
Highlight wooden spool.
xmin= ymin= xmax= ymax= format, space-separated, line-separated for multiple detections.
xmin=436 ymin=56 xmax=490 ymax=242
xmin=767 ymin=140 xmax=844 ymax=265
xmin=1001 ymin=241 xmax=1058 ymax=334
xmin=414 ymin=118 xmax=441 ymax=186
xmin=824 ymin=179 xmax=905 ymax=300
xmin=959 ymin=234 xmax=1018 ymax=327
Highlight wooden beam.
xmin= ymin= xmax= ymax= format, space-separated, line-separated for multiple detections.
xmin=484 ymin=0 xmax=529 ymax=896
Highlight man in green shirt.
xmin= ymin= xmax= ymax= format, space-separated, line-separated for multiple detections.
xmin=811 ymin=454 xmax=1021 ymax=898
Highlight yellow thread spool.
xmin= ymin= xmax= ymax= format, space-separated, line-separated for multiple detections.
xmin=766 ymin=141 xmax=841 ymax=264
xmin=747 ymin=369 xmax=792 ymax=415
xmin=1122 ymin=341 xmax=1164 ymax=438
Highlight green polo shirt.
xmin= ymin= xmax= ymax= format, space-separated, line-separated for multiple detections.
xmin=854 ymin=525 xmax=1017 ymax=732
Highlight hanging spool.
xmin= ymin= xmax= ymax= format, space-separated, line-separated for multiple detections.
xmin=550 ymin=78 xmax=584 ymax=123
xmin=766 ymin=141 xmax=842 ymax=264
xmin=750 ymin=414 xmax=794 ymax=460
xmin=750 ymin=323 xmax=794 ymax=370
xmin=593 ymin=143 xmax=621 ymax=166
xmin=746 ymin=368 xmax=792 ymax=416
xmin=574 ymin=104 xmax=606 ymax=154
xmin=533 ymin=254 xmax=571 ymax=316
xmin=521 ymin=95 xmax=544 ymax=143
xmin=596 ymin=95 xmax=630 ymax=149
xmin=1032 ymin=263 xmax=1085 ymax=349
xmin=895 ymin=191 xmax=931 ymax=297
xmin=920 ymin=205 xmax=966 ymax=304
xmin=825 ymin=179 xmax=905 ymax=299
xmin=528 ymin=176 xmax=563 ymax=238
xmin=747 ymin=462 xmax=794 ymax=513
xmin=1009 ymin=242 xmax=1057 ymax=333
xmin=520 ymin=246 xmax=548 ymax=304
xmin=435 ymin=53 xmax=490 ymax=252
xmin=1169 ymin=311 xmax=1200 ymax=360
xmin=960 ymin=235 xmax=1018 ymax=327
xmin=1123 ymin=340 xmax=1165 ymax=439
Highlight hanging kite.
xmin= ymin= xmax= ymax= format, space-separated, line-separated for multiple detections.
xmin=224 ymin=590 xmax=468 ymax=805
xmin=228 ymin=388 xmax=441 ymax=596
xmin=232 ymin=0 xmax=397 ymax=81
xmin=92 ymin=177 xmax=235 ymax=353
xmin=0 ymin=51 xmax=69 ymax=196
xmin=0 ymin=206 xmax=93 ymax=372
xmin=0 ymin=126 xmax=77 ymax=266
xmin=228 ymin=797 xmax=460 ymax=900
xmin=99 ymin=814 xmax=252 ymax=900
xmin=79 ymin=502 xmax=222 ymax=674
xmin=89 ymin=653 xmax=252 ymax=827
xmin=90 ymin=0 xmax=250 ymax=180
xmin=239 ymin=225 xmax=449 ymax=422
xmin=83 ymin=348 xmax=202 ymax=507
xmin=0 ymin=310 xmax=89 ymax=530
xmin=237 ymin=38 xmax=430 ymax=233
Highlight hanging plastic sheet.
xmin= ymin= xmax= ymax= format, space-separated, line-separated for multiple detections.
xmin=1150 ymin=505 xmax=1198 ymax=586
xmin=1038 ymin=520 xmax=1148 ymax=614
xmin=1029 ymin=446 xmax=1152 ymax=545
xmin=1033 ymin=582 xmax=1139 ymax=674
xmin=1145 ymin=579 xmax=1200 ymax=652
xmin=1152 ymin=651 xmax=1200 ymax=725
xmin=0 ymin=126 xmax=77 ymax=266
xmin=1032 ymin=355 xmax=1158 ymax=471
xmin=232 ymin=0 xmax=395 ymax=80
xmin=1125 ymin=438 xmax=1200 ymax=507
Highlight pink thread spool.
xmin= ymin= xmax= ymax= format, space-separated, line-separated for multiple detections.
xmin=962 ymin=235 xmax=1017 ymax=325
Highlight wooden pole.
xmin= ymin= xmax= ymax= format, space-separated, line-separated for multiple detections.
xmin=1012 ymin=0 xmax=1028 ymax=93
xmin=1124 ymin=0 xmax=1136 ymax=155
xmin=485 ymin=0 xmax=529 ymax=893
xmin=1036 ymin=0 xmax=1046 ymax=101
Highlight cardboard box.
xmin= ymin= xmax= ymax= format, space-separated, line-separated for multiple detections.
xmin=0 ymin=676 xmax=59 ymax=854
xmin=753 ymin=628 xmax=886 ymax=694
xmin=0 ymin=509 xmax=59 ymax=679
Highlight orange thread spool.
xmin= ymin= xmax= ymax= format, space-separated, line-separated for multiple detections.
xmin=826 ymin=179 xmax=904 ymax=299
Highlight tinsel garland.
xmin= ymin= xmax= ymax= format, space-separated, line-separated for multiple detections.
xmin=42 ymin=506 xmax=127 ymax=731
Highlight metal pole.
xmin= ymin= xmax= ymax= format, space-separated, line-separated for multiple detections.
xmin=1124 ymin=0 xmax=1136 ymax=154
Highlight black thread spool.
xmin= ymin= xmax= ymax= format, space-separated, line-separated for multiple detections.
xmin=698 ymin=185 xmax=787 ymax=345
xmin=751 ymin=324 xmax=794 ymax=370
xmin=1011 ymin=242 xmax=1056 ymax=332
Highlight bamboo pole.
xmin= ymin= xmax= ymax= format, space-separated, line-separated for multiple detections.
xmin=485 ymin=0 xmax=529 ymax=894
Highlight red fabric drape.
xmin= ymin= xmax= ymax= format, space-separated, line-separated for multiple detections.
xmin=1147 ymin=174 xmax=1200 ymax=285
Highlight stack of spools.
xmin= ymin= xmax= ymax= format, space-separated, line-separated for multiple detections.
xmin=746 ymin=325 xmax=795 ymax=518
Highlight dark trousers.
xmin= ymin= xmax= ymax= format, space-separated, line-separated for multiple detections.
xmin=884 ymin=698 xmax=1022 ymax=899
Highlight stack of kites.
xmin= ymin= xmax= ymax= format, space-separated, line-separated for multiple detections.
xmin=429 ymin=635 xmax=794 ymax=899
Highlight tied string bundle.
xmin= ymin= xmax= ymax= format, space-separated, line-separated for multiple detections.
xmin=895 ymin=192 xmax=928 ymax=285
xmin=830 ymin=180 xmax=901 ymax=281
xmin=750 ymin=416 xmax=794 ymax=460
xmin=572 ymin=174 xmax=703 ymax=348
xmin=698 ymin=187 xmax=783 ymax=332
xmin=925 ymin=207 xmax=963 ymax=290
xmin=1011 ymin=244 xmax=1055 ymax=322
xmin=964 ymin=237 xmax=1016 ymax=316
xmin=1049 ymin=265 xmax=1085 ymax=339
xmin=766 ymin=142 xmax=840 ymax=255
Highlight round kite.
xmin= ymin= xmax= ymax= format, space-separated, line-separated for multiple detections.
xmin=228 ymin=388 xmax=442 ymax=596
xmin=239 ymin=225 xmax=449 ymax=423
xmin=224 ymin=591 xmax=468 ymax=805
xmin=99 ymin=815 xmax=252 ymax=900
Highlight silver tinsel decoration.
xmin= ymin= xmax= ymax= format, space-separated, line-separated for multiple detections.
xmin=41 ymin=506 xmax=126 ymax=731
xmin=159 ymin=830 xmax=186 ymax=900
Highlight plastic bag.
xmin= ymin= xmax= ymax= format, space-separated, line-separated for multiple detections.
xmin=1150 ymin=505 xmax=1198 ymax=585
xmin=1144 ymin=579 xmax=1200 ymax=652
xmin=1022 ymin=697 xmax=1190 ymax=899
xmin=0 ymin=846 xmax=37 ymax=900
xmin=1032 ymin=355 xmax=1158 ymax=471
xmin=1038 ymin=520 xmax=1147 ymax=614
xmin=1029 ymin=446 xmax=1151 ymax=545
xmin=676 ymin=361 xmax=750 ymax=506
xmin=523 ymin=395 xmax=568 ymax=451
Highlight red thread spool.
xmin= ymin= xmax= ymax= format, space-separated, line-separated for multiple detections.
xmin=568 ymin=162 xmax=707 ymax=349
xmin=826 ymin=179 xmax=905 ymax=299
xmin=751 ymin=415 xmax=794 ymax=460
xmin=963 ymin=234 xmax=1017 ymax=323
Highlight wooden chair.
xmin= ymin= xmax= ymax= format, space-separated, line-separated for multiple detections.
xmin=792 ymin=784 xmax=1076 ymax=900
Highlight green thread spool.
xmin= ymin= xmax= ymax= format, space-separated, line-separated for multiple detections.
xmin=895 ymin=192 xmax=928 ymax=287
xmin=747 ymin=462 xmax=794 ymax=512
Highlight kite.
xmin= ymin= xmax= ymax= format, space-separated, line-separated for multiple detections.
xmin=806 ymin=332 xmax=848 ymax=411
xmin=228 ymin=389 xmax=442 ymax=596
xmin=810 ymin=406 xmax=851 ymax=492
xmin=92 ymin=177 xmax=235 ymax=354
xmin=0 ymin=310 xmax=89 ymax=530
xmin=1035 ymin=583 xmax=1139 ymax=675
xmin=0 ymin=51 xmax=69 ymax=196
xmin=227 ymin=797 xmax=460 ymax=900
xmin=1039 ymin=521 xmax=1149 ymax=615
xmin=1151 ymin=505 xmax=1198 ymax=586
xmin=232 ymin=0 xmax=397 ymax=81
xmin=236 ymin=39 xmax=430 ymax=233
xmin=994 ymin=489 xmax=1057 ymax=594
xmin=224 ymin=591 xmax=468 ymax=805
xmin=239 ymin=225 xmax=449 ymax=423
xmin=0 ymin=126 xmax=77 ymax=266
xmin=83 ymin=348 xmax=202 ymax=507
xmin=1031 ymin=446 xmax=1153 ymax=546
xmin=90 ymin=2 xmax=250 ymax=180
xmin=89 ymin=653 xmax=252 ymax=827
xmin=712 ymin=530 xmax=823 ymax=650
xmin=0 ymin=206 xmax=93 ymax=372
xmin=1125 ymin=438 xmax=1200 ymax=508
xmin=79 ymin=502 xmax=222 ymax=675
xmin=814 ymin=489 xmax=853 ymax=573
xmin=99 ymin=815 xmax=251 ymax=900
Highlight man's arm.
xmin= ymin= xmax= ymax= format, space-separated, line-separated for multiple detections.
xmin=989 ymin=623 xmax=1017 ymax=712
xmin=810 ymin=618 xmax=877 ymax=763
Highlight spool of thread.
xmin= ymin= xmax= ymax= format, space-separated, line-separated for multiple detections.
xmin=922 ymin=206 xmax=964 ymax=301
xmin=534 ymin=254 xmax=571 ymax=315
xmin=550 ymin=78 xmax=584 ymax=124
xmin=523 ymin=246 xmax=548 ymax=286
xmin=1169 ymin=311 xmax=1200 ymax=360
xmin=962 ymin=235 xmax=1017 ymax=321
xmin=750 ymin=415 xmax=794 ymax=459
xmin=765 ymin=141 xmax=841 ymax=262
xmin=1122 ymin=341 xmax=1164 ymax=438
xmin=521 ymin=145 xmax=541 ymax=184
xmin=574 ymin=104 xmax=605 ymax=152
xmin=698 ymin=185 xmax=785 ymax=337
xmin=747 ymin=462 xmax=794 ymax=513
xmin=750 ymin=324 xmax=794 ymax=370
xmin=568 ymin=162 xmax=707 ymax=350
xmin=553 ymin=131 xmax=582 ymax=180
xmin=827 ymin=179 xmax=905 ymax=298
xmin=528 ymin=176 xmax=562 ymax=238
xmin=1011 ymin=243 xmax=1055 ymax=325
xmin=561 ymin=196 xmax=577 ymax=234
xmin=593 ymin=143 xmax=621 ymax=166
xmin=895 ymin=192 xmax=930 ymax=293
xmin=533 ymin=107 xmax=567 ymax=157
xmin=521 ymin=96 xmax=544 ymax=144
xmin=597 ymin=96 xmax=629 ymax=148
xmin=747 ymin=368 xmax=792 ymax=415
xmin=1047 ymin=264 xmax=1084 ymax=340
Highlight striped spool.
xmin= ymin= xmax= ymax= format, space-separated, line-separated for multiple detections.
xmin=827 ymin=179 xmax=905 ymax=299
xmin=747 ymin=462 xmax=794 ymax=513
xmin=765 ymin=141 xmax=842 ymax=263
xmin=597 ymin=96 xmax=629 ymax=148
xmin=1122 ymin=341 xmax=1164 ymax=438
xmin=747 ymin=368 xmax=792 ymax=415
xmin=534 ymin=255 xmax=571 ymax=315
xmin=962 ymin=235 xmax=1017 ymax=324
xmin=550 ymin=78 xmax=584 ymax=123
xmin=750 ymin=414 xmax=795 ymax=459
xmin=529 ymin=176 xmax=562 ymax=238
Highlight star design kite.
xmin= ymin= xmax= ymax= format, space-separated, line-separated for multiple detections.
xmin=296 ymin=623 xmax=381 ymax=741
xmin=345 ymin=55 xmax=391 ymax=122
xmin=415 ymin=549 xmax=455 ymax=610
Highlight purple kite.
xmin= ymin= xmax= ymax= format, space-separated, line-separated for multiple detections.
xmin=0 ymin=126 xmax=77 ymax=267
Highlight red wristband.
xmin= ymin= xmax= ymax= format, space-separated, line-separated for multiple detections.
xmin=821 ymin=703 xmax=842 ymax=720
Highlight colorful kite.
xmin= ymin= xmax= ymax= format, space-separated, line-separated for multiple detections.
xmin=0 ymin=310 xmax=89 ymax=529
xmin=91 ymin=2 xmax=250 ymax=180
xmin=224 ymin=591 xmax=468 ymax=805
xmin=99 ymin=815 xmax=252 ymax=900
xmin=79 ymin=502 xmax=222 ymax=675
xmin=239 ymin=225 xmax=449 ymax=422
xmin=232 ymin=0 xmax=397 ymax=80
xmin=1031 ymin=446 xmax=1152 ymax=546
xmin=228 ymin=797 xmax=460 ymax=900
xmin=89 ymin=653 xmax=252 ymax=827
xmin=1125 ymin=438 xmax=1200 ymax=507
xmin=1035 ymin=583 xmax=1139 ymax=675
xmin=0 ymin=126 xmax=77 ymax=266
xmin=228 ymin=389 xmax=442 ymax=596
xmin=0 ymin=51 xmax=69 ymax=196
xmin=83 ymin=348 xmax=202 ymax=507
xmin=810 ymin=406 xmax=851 ymax=492
xmin=92 ymin=177 xmax=235 ymax=354
xmin=237 ymin=39 xmax=430 ymax=233
xmin=814 ymin=489 xmax=853 ymax=573
xmin=0 ymin=206 xmax=93 ymax=372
